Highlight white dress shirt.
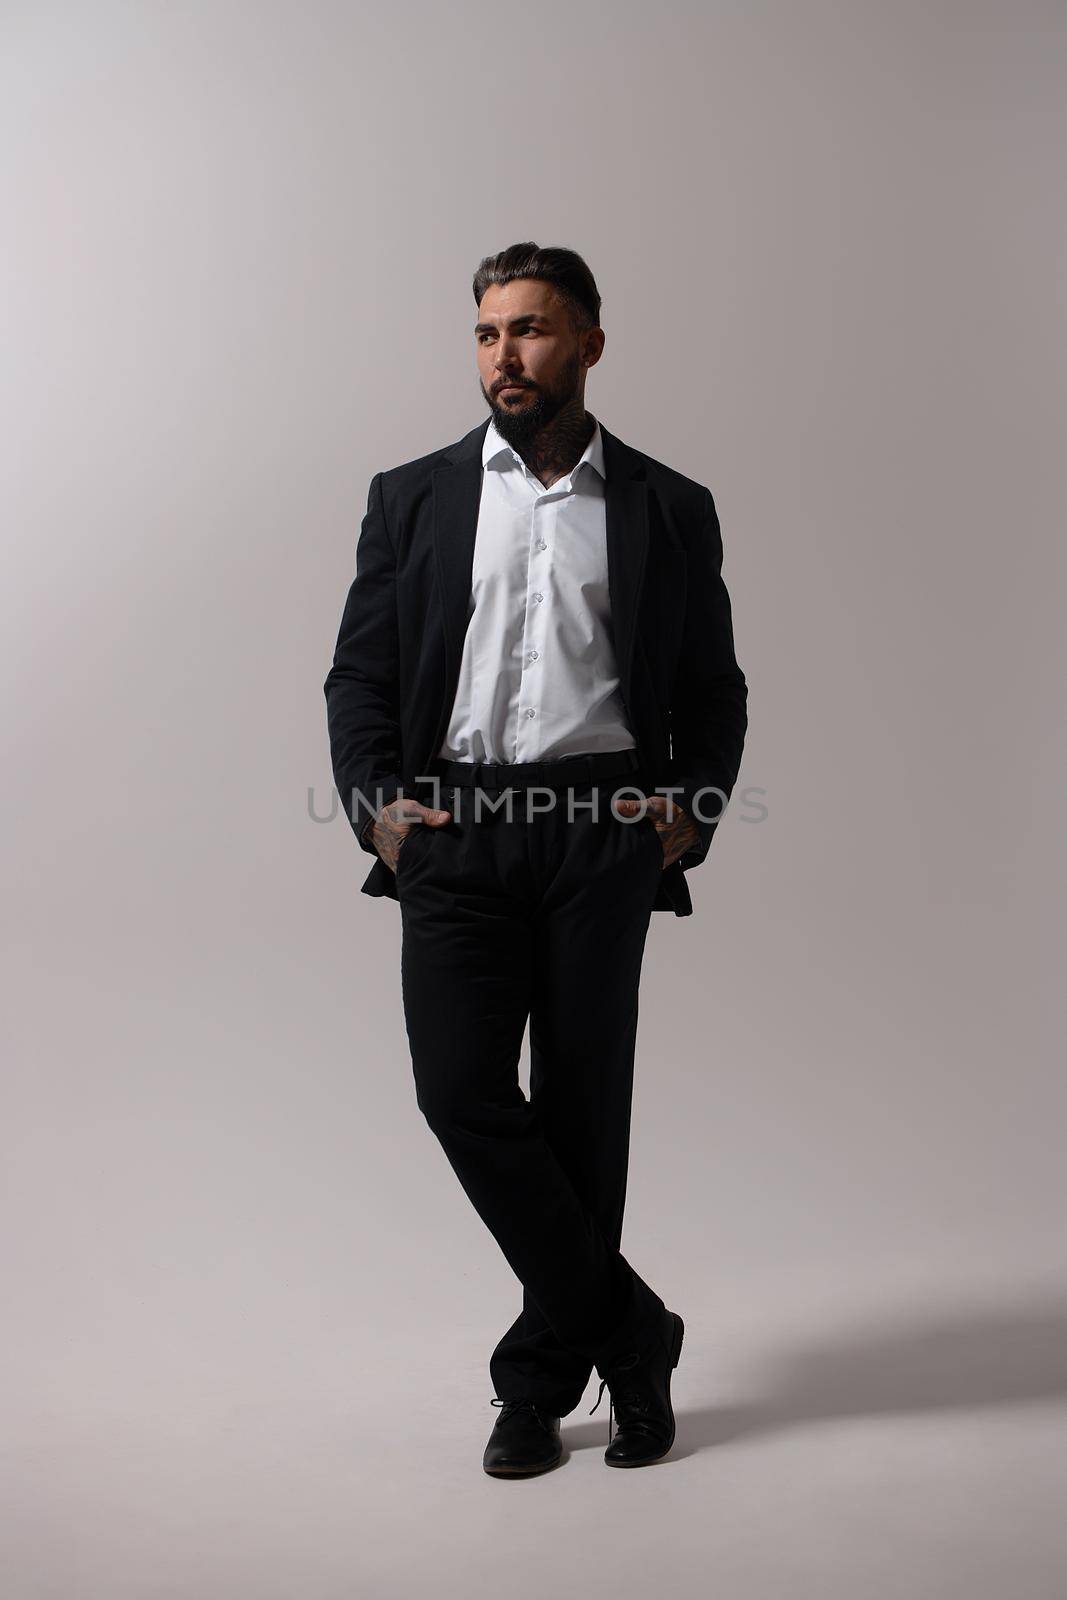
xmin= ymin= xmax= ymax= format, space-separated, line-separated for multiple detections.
xmin=436 ymin=415 xmax=636 ymax=764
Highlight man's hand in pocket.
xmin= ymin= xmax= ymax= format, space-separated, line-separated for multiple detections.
xmin=614 ymin=794 xmax=699 ymax=870
xmin=370 ymin=799 xmax=452 ymax=874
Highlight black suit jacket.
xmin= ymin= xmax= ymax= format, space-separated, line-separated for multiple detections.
xmin=324 ymin=415 xmax=747 ymax=917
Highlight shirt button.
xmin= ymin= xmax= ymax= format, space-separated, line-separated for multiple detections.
xmin=529 ymin=649 xmax=539 ymax=660
xmin=536 ymin=539 xmax=547 ymax=550
xmin=526 ymin=707 xmax=536 ymax=718
xmin=532 ymin=592 xmax=543 ymax=603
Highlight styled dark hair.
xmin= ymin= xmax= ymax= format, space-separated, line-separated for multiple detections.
xmin=472 ymin=242 xmax=602 ymax=331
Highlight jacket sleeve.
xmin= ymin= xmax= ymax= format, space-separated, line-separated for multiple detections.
xmin=323 ymin=472 xmax=404 ymax=855
xmin=668 ymin=486 xmax=748 ymax=867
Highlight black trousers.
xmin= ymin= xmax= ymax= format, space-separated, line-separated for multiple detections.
xmin=395 ymin=750 xmax=669 ymax=1419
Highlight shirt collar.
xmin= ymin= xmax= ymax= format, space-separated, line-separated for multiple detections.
xmin=482 ymin=413 xmax=606 ymax=482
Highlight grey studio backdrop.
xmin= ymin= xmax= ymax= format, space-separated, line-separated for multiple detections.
xmin=3 ymin=4 xmax=1065 ymax=1598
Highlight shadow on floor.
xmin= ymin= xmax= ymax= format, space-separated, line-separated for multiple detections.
xmin=566 ymin=1290 xmax=1067 ymax=1458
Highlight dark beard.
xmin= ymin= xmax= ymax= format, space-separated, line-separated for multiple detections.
xmin=482 ymin=348 xmax=582 ymax=448
xmin=487 ymin=385 xmax=557 ymax=447
xmin=480 ymin=351 xmax=592 ymax=480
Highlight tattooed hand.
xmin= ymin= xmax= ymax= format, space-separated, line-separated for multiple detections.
xmin=370 ymin=798 xmax=453 ymax=874
xmin=614 ymin=794 xmax=700 ymax=869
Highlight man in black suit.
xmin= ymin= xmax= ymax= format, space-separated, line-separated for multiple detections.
xmin=324 ymin=242 xmax=747 ymax=1476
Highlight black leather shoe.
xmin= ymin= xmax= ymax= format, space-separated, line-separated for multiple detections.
xmin=482 ymin=1397 xmax=563 ymax=1477
xmin=589 ymin=1308 xmax=685 ymax=1467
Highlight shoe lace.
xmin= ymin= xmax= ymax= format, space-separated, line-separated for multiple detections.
xmin=589 ymin=1350 xmax=657 ymax=1443
xmin=490 ymin=1396 xmax=556 ymax=1434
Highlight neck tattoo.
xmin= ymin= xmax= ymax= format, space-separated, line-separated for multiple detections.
xmin=518 ymin=406 xmax=595 ymax=489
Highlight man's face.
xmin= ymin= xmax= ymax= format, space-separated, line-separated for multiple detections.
xmin=475 ymin=278 xmax=599 ymax=445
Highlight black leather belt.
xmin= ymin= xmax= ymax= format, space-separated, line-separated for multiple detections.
xmin=426 ymin=749 xmax=644 ymax=791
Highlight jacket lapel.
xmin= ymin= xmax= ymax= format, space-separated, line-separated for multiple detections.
xmin=601 ymin=424 xmax=650 ymax=708
xmin=430 ymin=417 xmax=649 ymax=714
